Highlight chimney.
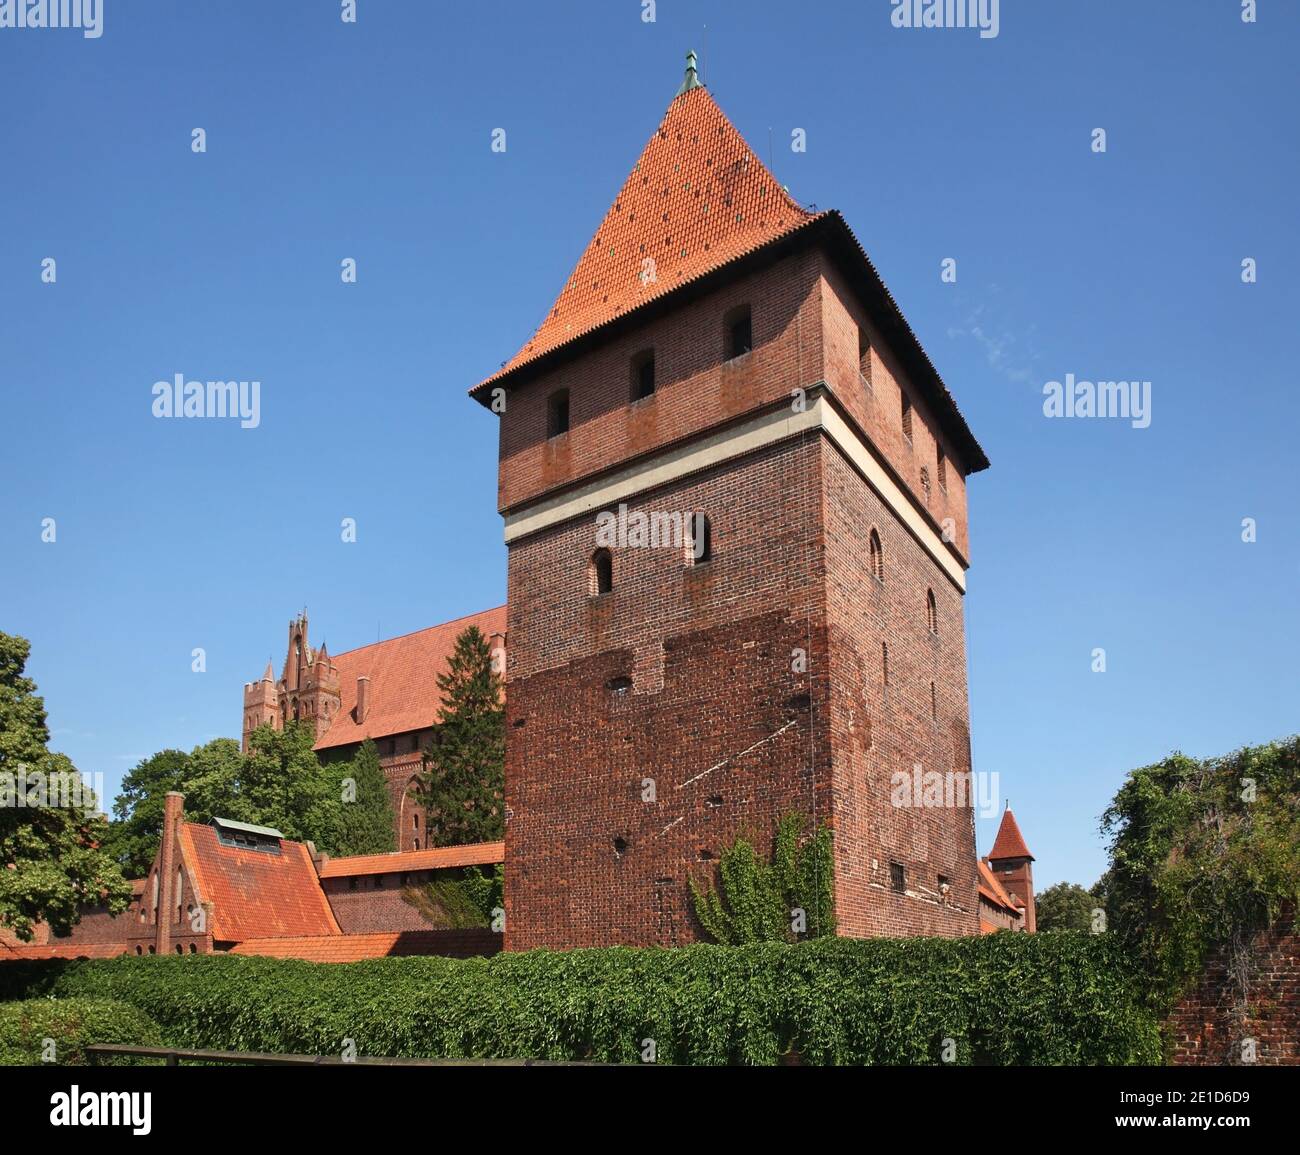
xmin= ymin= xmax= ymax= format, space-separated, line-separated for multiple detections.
xmin=155 ymin=791 xmax=184 ymax=956
xmin=356 ymin=675 xmax=370 ymax=724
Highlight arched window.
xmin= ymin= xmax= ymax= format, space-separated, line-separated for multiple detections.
xmin=590 ymin=548 xmax=613 ymax=595
xmin=869 ymin=528 xmax=883 ymax=583
xmin=926 ymin=589 xmax=939 ymax=635
xmin=686 ymin=513 xmax=712 ymax=565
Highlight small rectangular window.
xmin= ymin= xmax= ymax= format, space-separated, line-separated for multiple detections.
xmin=858 ymin=328 xmax=872 ymax=390
xmin=726 ymin=308 xmax=752 ymax=359
xmin=901 ymin=395 xmax=913 ymax=443
xmin=937 ymin=448 xmax=947 ymax=491
xmin=890 ymin=862 xmax=906 ymax=894
xmin=632 ymin=352 xmax=655 ymax=401
xmin=547 ymin=389 xmax=570 ymax=437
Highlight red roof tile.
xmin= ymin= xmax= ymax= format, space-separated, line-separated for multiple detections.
xmin=318 ymin=841 xmax=504 ymax=879
xmin=316 ymin=606 xmax=506 ymax=750
xmin=229 ymin=930 xmax=498 ymax=962
xmin=471 ymin=84 xmax=818 ymax=397
xmin=1 ymin=942 xmax=130 ymax=960
xmin=988 ymin=808 xmax=1034 ymax=862
xmin=977 ymin=859 xmax=1020 ymax=915
xmin=180 ymin=823 xmax=340 ymax=942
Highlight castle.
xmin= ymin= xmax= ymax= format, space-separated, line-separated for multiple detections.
xmin=3 ymin=55 xmax=1037 ymax=963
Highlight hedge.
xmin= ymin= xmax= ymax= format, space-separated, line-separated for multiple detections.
xmin=0 ymin=933 xmax=1160 ymax=1065
xmin=0 ymin=998 xmax=163 ymax=1065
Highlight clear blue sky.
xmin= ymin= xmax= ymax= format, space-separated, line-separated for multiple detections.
xmin=2 ymin=2 xmax=1296 ymax=891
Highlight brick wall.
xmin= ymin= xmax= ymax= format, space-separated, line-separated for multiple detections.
xmin=1166 ymin=924 xmax=1300 ymax=1065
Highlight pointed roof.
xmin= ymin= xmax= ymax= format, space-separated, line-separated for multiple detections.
xmin=988 ymin=808 xmax=1034 ymax=862
xmin=468 ymin=57 xmax=989 ymax=473
xmin=262 ymin=660 xmax=274 ymax=682
xmin=471 ymin=69 xmax=819 ymax=395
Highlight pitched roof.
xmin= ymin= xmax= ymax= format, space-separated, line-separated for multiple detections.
xmin=228 ymin=930 xmax=499 ymax=962
xmin=977 ymin=859 xmax=1021 ymax=915
xmin=315 ymin=605 xmax=507 ymax=750
xmin=318 ymin=841 xmax=505 ymax=879
xmin=988 ymin=808 xmax=1034 ymax=862
xmin=468 ymin=68 xmax=988 ymax=474
xmin=471 ymin=81 xmax=818 ymax=397
xmin=179 ymin=822 xmax=340 ymax=941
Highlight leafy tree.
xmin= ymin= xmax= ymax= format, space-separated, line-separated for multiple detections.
xmin=1034 ymin=881 xmax=1101 ymax=933
xmin=1099 ymin=737 xmax=1300 ymax=1007
xmin=331 ymin=740 xmax=395 ymax=857
xmin=238 ymin=722 xmax=339 ymax=845
xmin=104 ymin=749 xmax=191 ymax=875
xmin=417 ymin=626 xmax=504 ymax=846
xmin=690 ymin=813 xmax=835 ymax=944
xmin=0 ymin=632 xmax=131 ymax=941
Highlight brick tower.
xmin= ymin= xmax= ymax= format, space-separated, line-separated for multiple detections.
xmin=241 ymin=612 xmax=341 ymax=750
xmin=986 ymin=807 xmax=1036 ymax=932
xmin=472 ymin=54 xmax=990 ymax=950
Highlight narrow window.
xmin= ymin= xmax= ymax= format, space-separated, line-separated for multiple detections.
xmin=920 ymin=467 xmax=931 ymax=502
xmin=869 ymin=528 xmax=883 ymax=583
xmin=687 ymin=513 xmax=712 ymax=564
xmin=901 ymin=394 xmax=913 ymax=443
xmin=858 ymin=327 xmax=873 ymax=390
xmin=926 ymin=588 xmax=939 ymax=636
xmin=590 ymin=548 xmax=613 ymax=595
xmin=725 ymin=306 xmax=752 ymax=359
xmin=631 ymin=351 xmax=655 ymax=401
xmin=890 ymin=862 xmax=906 ymax=894
xmin=930 ymin=680 xmax=938 ymax=721
xmin=937 ymin=447 xmax=947 ymax=491
xmin=882 ymin=642 xmax=889 ymax=686
xmin=547 ymin=389 xmax=570 ymax=437
xmin=413 ymin=813 xmax=419 ymax=830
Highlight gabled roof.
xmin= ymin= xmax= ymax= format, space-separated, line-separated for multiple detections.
xmin=977 ymin=859 xmax=1021 ymax=915
xmin=468 ymin=62 xmax=988 ymax=473
xmin=315 ymin=605 xmax=506 ymax=750
xmin=988 ymin=808 xmax=1034 ymax=862
xmin=472 ymin=80 xmax=816 ymax=398
xmin=179 ymin=822 xmax=340 ymax=941
xmin=318 ymin=841 xmax=505 ymax=879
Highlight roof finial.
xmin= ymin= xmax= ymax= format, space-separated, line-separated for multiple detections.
xmin=676 ymin=49 xmax=703 ymax=96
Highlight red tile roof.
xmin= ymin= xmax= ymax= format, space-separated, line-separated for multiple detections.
xmin=1 ymin=942 xmax=130 ymax=960
xmin=977 ymin=859 xmax=1021 ymax=916
xmin=316 ymin=606 xmax=506 ymax=750
xmin=228 ymin=930 xmax=498 ymax=962
xmin=180 ymin=823 xmax=340 ymax=942
xmin=318 ymin=841 xmax=505 ymax=879
xmin=471 ymin=84 xmax=818 ymax=397
xmin=988 ymin=808 xmax=1034 ymax=862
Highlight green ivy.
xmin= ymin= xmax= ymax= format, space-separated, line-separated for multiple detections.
xmin=690 ymin=813 xmax=835 ymax=944
xmin=0 ymin=934 xmax=1159 ymax=1066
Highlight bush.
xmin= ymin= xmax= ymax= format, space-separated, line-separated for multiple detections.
xmin=0 ymin=998 xmax=162 ymax=1066
xmin=0 ymin=933 xmax=1159 ymax=1065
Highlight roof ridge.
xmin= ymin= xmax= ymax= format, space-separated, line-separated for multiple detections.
xmin=327 ymin=605 xmax=506 ymax=662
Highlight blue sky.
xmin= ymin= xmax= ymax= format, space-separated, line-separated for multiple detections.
xmin=1 ymin=1 xmax=1296 ymax=890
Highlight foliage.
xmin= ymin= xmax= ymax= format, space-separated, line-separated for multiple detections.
xmin=0 ymin=998 xmax=162 ymax=1066
xmin=0 ymin=633 xmax=132 ymax=941
xmin=417 ymin=626 xmax=505 ymax=846
xmin=0 ymin=934 xmax=1160 ymax=1066
xmin=1035 ymin=881 xmax=1102 ymax=933
xmin=690 ymin=813 xmax=835 ymax=943
xmin=401 ymin=865 xmax=503 ymax=929
xmin=329 ymin=740 xmax=395 ymax=857
xmin=1099 ymin=736 xmax=1300 ymax=1004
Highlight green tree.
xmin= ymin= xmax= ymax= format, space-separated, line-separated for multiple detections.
xmin=104 ymin=738 xmax=246 ymax=874
xmin=418 ymin=626 xmax=504 ymax=846
xmin=690 ymin=813 xmax=835 ymax=944
xmin=1100 ymin=737 xmax=1300 ymax=1006
xmin=0 ymin=632 xmax=131 ymax=941
xmin=331 ymin=740 xmax=395 ymax=857
xmin=1034 ymin=881 xmax=1102 ymax=933
xmin=239 ymin=722 xmax=340 ymax=845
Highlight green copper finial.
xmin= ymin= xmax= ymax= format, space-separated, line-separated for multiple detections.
xmin=676 ymin=49 xmax=703 ymax=96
